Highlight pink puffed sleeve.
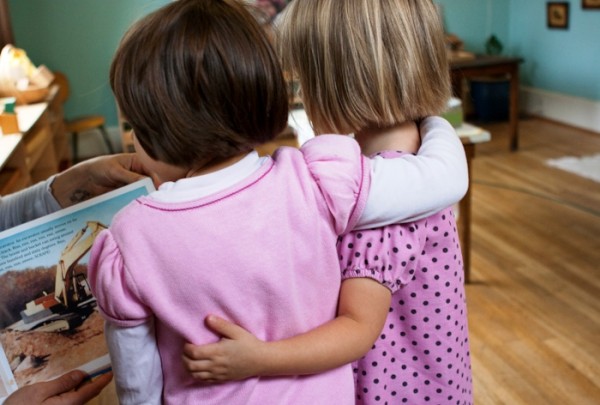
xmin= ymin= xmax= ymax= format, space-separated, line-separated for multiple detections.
xmin=338 ymin=220 xmax=428 ymax=293
xmin=88 ymin=230 xmax=152 ymax=327
xmin=300 ymin=135 xmax=371 ymax=235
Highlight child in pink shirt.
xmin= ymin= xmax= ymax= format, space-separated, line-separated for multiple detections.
xmin=88 ymin=0 xmax=467 ymax=404
xmin=182 ymin=1 xmax=473 ymax=404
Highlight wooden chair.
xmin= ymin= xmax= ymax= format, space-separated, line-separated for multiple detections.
xmin=52 ymin=71 xmax=114 ymax=162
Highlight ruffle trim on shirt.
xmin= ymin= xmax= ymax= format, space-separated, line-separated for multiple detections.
xmin=340 ymin=266 xmax=404 ymax=293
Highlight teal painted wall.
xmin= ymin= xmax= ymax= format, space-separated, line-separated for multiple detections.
xmin=7 ymin=0 xmax=600 ymax=127
xmin=506 ymin=1 xmax=599 ymax=101
xmin=437 ymin=0 xmax=599 ymax=101
xmin=437 ymin=0 xmax=510 ymax=55
xmin=8 ymin=0 xmax=170 ymax=126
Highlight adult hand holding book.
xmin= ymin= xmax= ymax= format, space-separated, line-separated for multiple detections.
xmin=0 ymin=178 xmax=155 ymax=403
xmin=3 ymin=369 xmax=113 ymax=405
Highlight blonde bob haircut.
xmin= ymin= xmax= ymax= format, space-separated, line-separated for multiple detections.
xmin=278 ymin=0 xmax=450 ymax=135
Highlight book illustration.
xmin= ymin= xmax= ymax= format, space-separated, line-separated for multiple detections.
xmin=0 ymin=179 xmax=154 ymax=400
xmin=8 ymin=221 xmax=106 ymax=334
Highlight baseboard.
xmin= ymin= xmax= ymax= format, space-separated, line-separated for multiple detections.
xmin=520 ymin=87 xmax=600 ymax=134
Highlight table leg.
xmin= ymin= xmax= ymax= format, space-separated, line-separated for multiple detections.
xmin=509 ymin=66 xmax=520 ymax=151
xmin=458 ymin=143 xmax=475 ymax=283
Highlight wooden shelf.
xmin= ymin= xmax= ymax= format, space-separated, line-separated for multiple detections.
xmin=0 ymin=134 xmax=31 ymax=194
xmin=0 ymin=168 xmax=25 ymax=195
xmin=24 ymin=118 xmax=54 ymax=171
xmin=31 ymin=167 xmax=57 ymax=184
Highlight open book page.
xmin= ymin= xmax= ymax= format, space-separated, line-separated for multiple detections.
xmin=0 ymin=178 xmax=155 ymax=401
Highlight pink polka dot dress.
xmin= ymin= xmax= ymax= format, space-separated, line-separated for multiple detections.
xmin=338 ymin=151 xmax=473 ymax=405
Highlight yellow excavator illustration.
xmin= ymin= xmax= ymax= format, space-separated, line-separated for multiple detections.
xmin=10 ymin=221 xmax=107 ymax=333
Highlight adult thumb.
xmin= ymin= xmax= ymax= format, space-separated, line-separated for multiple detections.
xmin=43 ymin=370 xmax=87 ymax=397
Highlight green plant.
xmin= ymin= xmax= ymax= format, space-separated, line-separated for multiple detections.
xmin=485 ymin=34 xmax=503 ymax=55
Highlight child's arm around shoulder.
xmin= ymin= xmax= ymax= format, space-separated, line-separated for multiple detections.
xmin=357 ymin=116 xmax=468 ymax=229
xmin=293 ymin=117 xmax=468 ymax=235
xmin=183 ymin=278 xmax=391 ymax=381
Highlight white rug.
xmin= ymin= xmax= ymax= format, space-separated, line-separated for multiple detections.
xmin=546 ymin=154 xmax=600 ymax=183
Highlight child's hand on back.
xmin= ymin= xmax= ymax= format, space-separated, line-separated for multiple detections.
xmin=183 ymin=315 xmax=265 ymax=383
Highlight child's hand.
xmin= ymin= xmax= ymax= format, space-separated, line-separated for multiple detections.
xmin=183 ymin=315 xmax=265 ymax=383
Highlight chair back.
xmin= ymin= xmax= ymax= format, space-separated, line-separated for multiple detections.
xmin=52 ymin=71 xmax=70 ymax=105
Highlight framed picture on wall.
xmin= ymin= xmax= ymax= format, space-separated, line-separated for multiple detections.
xmin=582 ymin=0 xmax=600 ymax=9
xmin=547 ymin=2 xmax=569 ymax=29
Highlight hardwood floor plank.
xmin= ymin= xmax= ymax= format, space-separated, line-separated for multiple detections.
xmin=544 ymin=337 xmax=600 ymax=390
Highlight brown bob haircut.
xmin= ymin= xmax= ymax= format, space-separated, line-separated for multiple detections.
xmin=278 ymin=0 xmax=450 ymax=135
xmin=111 ymin=0 xmax=289 ymax=167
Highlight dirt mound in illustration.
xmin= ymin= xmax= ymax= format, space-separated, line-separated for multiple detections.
xmin=0 ymin=311 xmax=107 ymax=387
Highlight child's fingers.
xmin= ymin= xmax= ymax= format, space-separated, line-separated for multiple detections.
xmin=184 ymin=358 xmax=229 ymax=383
xmin=190 ymin=370 xmax=215 ymax=380
xmin=189 ymin=371 xmax=223 ymax=383
xmin=204 ymin=315 xmax=249 ymax=339
xmin=182 ymin=355 xmax=215 ymax=372
xmin=182 ymin=342 xmax=219 ymax=360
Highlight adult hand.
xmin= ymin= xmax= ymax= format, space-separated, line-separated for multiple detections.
xmin=183 ymin=315 xmax=265 ymax=383
xmin=4 ymin=370 xmax=113 ymax=405
xmin=50 ymin=154 xmax=148 ymax=208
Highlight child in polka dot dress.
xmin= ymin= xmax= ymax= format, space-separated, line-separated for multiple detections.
xmin=182 ymin=0 xmax=473 ymax=404
xmin=338 ymin=170 xmax=472 ymax=404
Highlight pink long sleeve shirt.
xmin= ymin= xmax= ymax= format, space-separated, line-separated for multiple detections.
xmin=89 ymin=135 xmax=370 ymax=404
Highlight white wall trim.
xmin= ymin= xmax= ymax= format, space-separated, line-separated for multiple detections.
xmin=520 ymin=87 xmax=600 ymax=134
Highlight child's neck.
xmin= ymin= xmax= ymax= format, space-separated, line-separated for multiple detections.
xmin=185 ymin=153 xmax=249 ymax=178
xmin=353 ymin=121 xmax=420 ymax=156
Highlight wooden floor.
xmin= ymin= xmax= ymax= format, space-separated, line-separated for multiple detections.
xmin=465 ymin=117 xmax=600 ymax=404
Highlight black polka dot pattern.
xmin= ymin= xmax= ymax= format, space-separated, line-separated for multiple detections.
xmin=339 ymin=196 xmax=473 ymax=404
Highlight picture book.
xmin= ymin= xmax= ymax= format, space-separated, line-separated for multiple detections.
xmin=0 ymin=178 xmax=155 ymax=401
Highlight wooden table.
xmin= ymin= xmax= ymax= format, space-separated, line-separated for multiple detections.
xmin=450 ymin=55 xmax=522 ymax=151
xmin=0 ymin=101 xmax=57 ymax=194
